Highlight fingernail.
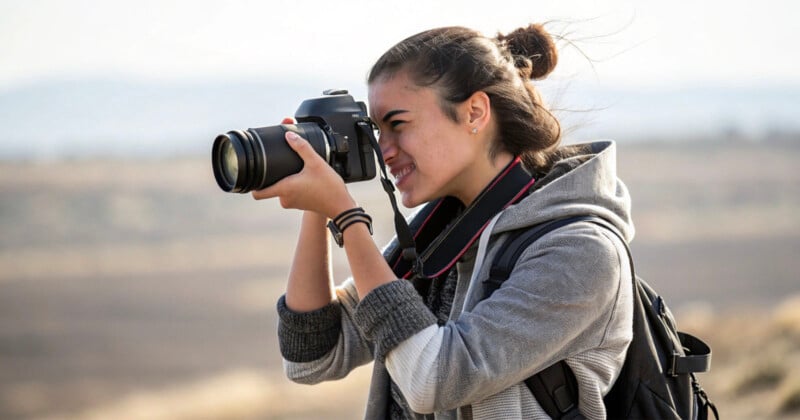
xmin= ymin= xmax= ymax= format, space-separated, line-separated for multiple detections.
xmin=286 ymin=131 xmax=299 ymax=141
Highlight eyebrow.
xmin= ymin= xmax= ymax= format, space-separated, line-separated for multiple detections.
xmin=381 ymin=109 xmax=409 ymax=123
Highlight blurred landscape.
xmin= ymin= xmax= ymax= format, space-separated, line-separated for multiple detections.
xmin=1 ymin=138 xmax=799 ymax=419
xmin=2 ymin=79 xmax=799 ymax=160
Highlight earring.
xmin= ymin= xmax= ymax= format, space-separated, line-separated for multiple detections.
xmin=471 ymin=127 xmax=478 ymax=134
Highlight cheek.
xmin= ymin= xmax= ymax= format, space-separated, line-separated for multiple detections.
xmin=423 ymin=135 xmax=469 ymax=166
xmin=409 ymin=128 xmax=447 ymax=158
xmin=401 ymin=125 xmax=468 ymax=174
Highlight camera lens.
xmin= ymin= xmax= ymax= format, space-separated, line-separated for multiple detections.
xmin=212 ymin=123 xmax=329 ymax=193
xmin=220 ymin=140 xmax=238 ymax=185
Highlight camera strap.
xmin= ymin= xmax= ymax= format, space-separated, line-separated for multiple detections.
xmin=359 ymin=121 xmax=424 ymax=277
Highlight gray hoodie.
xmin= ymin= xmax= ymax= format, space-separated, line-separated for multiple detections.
xmin=277 ymin=141 xmax=634 ymax=419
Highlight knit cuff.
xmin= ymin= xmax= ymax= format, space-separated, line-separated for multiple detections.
xmin=276 ymin=295 xmax=342 ymax=363
xmin=354 ymin=280 xmax=437 ymax=362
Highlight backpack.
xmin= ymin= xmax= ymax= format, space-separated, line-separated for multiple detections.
xmin=484 ymin=215 xmax=719 ymax=420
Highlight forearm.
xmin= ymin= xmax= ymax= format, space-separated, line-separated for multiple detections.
xmin=285 ymin=211 xmax=335 ymax=312
xmin=340 ymin=221 xmax=397 ymax=299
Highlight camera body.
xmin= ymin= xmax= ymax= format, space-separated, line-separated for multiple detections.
xmin=212 ymin=90 xmax=377 ymax=193
xmin=294 ymin=89 xmax=377 ymax=184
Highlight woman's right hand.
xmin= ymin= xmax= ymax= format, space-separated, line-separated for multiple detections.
xmin=251 ymin=118 xmax=357 ymax=218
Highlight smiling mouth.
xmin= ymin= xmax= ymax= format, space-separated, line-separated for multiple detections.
xmin=392 ymin=164 xmax=416 ymax=185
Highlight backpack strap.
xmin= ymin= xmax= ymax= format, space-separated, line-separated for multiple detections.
xmin=674 ymin=332 xmax=712 ymax=375
xmin=524 ymin=361 xmax=582 ymax=419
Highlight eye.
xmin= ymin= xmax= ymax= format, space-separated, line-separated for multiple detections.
xmin=389 ymin=120 xmax=405 ymax=129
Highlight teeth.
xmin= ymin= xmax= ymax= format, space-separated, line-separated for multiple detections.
xmin=394 ymin=165 xmax=415 ymax=182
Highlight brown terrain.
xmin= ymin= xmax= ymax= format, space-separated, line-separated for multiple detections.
xmin=1 ymin=140 xmax=799 ymax=419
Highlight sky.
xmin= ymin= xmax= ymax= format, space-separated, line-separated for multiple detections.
xmin=1 ymin=0 xmax=799 ymax=90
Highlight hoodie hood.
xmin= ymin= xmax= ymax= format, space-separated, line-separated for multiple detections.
xmin=492 ymin=140 xmax=635 ymax=242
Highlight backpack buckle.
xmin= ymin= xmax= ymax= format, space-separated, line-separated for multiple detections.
xmin=668 ymin=351 xmax=680 ymax=377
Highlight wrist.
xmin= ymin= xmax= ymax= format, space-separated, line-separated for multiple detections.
xmin=326 ymin=196 xmax=358 ymax=220
xmin=302 ymin=210 xmax=329 ymax=229
xmin=327 ymin=207 xmax=373 ymax=247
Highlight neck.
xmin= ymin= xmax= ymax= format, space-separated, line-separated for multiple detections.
xmin=454 ymin=152 xmax=515 ymax=206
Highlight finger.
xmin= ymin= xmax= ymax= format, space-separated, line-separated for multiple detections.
xmin=285 ymin=131 xmax=319 ymax=162
xmin=251 ymin=182 xmax=283 ymax=200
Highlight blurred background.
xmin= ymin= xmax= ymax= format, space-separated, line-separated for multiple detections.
xmin=1 ymin=0 xmax=799 ymax=418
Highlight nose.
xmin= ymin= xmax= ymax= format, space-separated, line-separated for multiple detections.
xmin=379 ymin=135 xmax=397 ymax=164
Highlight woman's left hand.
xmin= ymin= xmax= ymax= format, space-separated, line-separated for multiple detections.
xmin=251 ymin=130 xmax=356 ymax=218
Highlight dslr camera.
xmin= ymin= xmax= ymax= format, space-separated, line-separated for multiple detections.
xmin=212 ymin=90 xmax=377 ymax=193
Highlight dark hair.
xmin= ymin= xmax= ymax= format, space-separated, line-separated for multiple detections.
xmin=368 ymin=23 xmax=562 ymax=175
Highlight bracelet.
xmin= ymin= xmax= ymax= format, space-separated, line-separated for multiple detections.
xmin=328 ymin=208 xmax=373 ymax=247
xmin=332 ymin=207 xmax=365 ymax=225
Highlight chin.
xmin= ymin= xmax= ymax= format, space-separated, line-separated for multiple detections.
xmin=400 ymin=190 xmax=425 ymax=209
xmin=402 ymin=188 xmax=441 ymax=209
xmin=401 ymin=195 xmax=418 ymax=209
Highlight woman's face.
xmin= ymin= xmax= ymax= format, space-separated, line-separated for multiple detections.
xmin=368 ymin=71 xmax=493 ymax=208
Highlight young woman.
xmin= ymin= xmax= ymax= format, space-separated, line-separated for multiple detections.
xmin=253 ymin=23 xmax=634 ymax=419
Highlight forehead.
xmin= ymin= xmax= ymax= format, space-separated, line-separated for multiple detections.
xmin=367 ymin=71 xmax=431 ymax=120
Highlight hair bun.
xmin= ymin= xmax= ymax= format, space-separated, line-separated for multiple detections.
xmin=496 ymin=23 xmax=558 ymax=80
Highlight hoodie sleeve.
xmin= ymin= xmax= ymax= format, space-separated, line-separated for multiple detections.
xmin=353 ymin=279 xmax=438 ymax=362
xmin=279 ymin=278 xmax=377 ymax=384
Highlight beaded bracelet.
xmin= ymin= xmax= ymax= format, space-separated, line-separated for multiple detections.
xmin=327 ymin=207 xmax=373 ymax=247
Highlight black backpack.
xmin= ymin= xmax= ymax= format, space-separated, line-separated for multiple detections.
xmin=484 ymin=215 xmax=719 ymax=419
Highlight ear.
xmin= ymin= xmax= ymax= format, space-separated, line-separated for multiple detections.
xmin=463 ymin=91 xmax=491 ymax=133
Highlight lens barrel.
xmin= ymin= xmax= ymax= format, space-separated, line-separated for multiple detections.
xmin=212 ymin=123 xmax=329 ymax=193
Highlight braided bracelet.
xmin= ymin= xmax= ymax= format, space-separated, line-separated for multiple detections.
xmin=328 ymin=208 xmax=373 ymax=247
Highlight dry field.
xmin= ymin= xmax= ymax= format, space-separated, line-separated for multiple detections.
xmin=1 ymin=140 xmax=799 ymax=419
